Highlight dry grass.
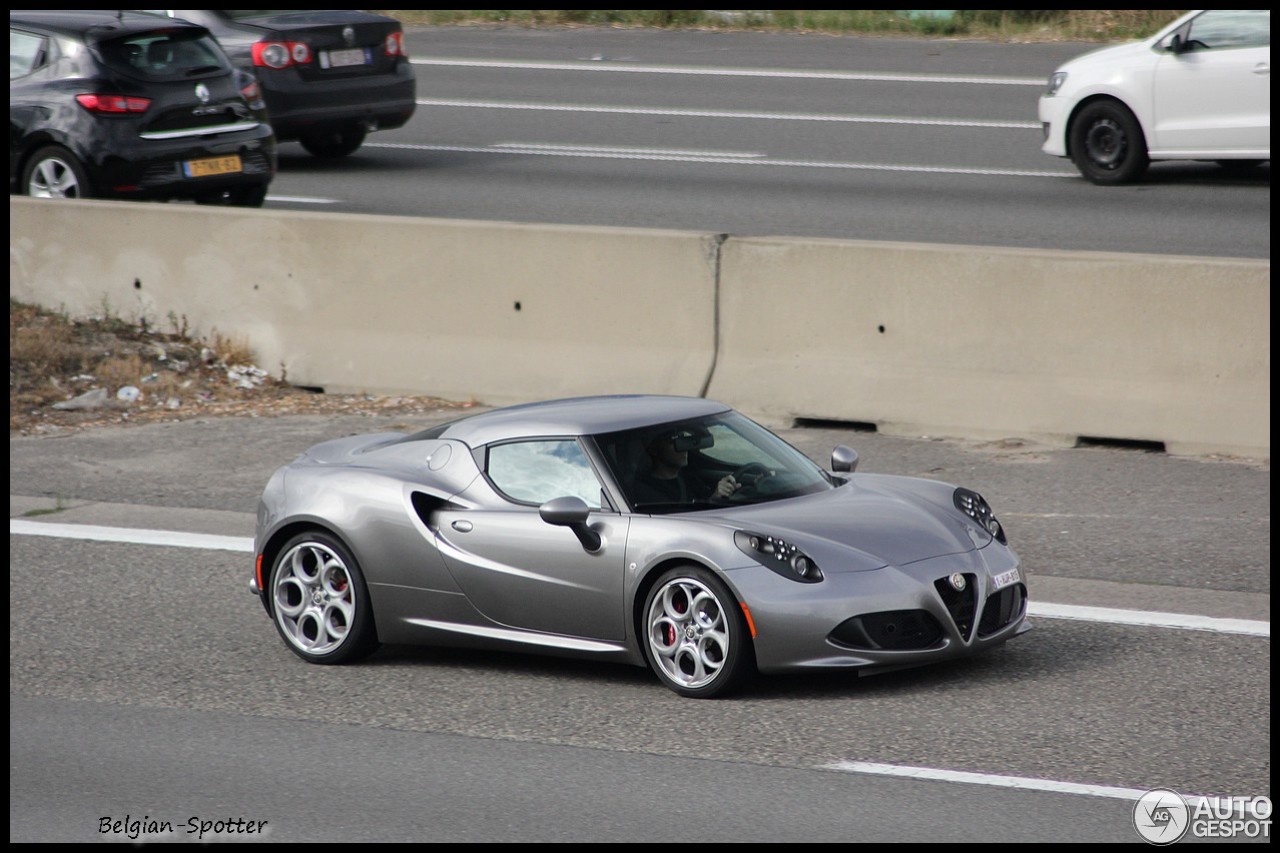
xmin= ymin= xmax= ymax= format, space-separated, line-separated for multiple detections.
xmin=9 ymin=300 xmax=465 ymax=435
xmin=381 ymin=9 xmax=1188 ymax=42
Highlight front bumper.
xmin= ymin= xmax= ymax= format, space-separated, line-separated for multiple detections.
xmin=728 ymin=545 xmax=1030 ymax=674
xmin=1038 ymin=94 xmax=1070 ymax=157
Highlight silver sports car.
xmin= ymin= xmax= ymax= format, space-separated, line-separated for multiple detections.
xmin=253 ymin=396 xmax=1030 ymax=698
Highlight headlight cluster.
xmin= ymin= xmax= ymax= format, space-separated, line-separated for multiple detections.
xmin=734 ymin=531 xmax=823 ymax=583
xmin=953 ymin=488 xmax=1007 ymax=545
xmin=1045 ymin=71 xmax=1067 ymax=96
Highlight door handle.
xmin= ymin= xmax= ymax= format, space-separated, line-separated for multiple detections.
xmin=451 ymin=520 xmax=473 ymax=533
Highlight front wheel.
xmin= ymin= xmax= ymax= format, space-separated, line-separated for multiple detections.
xmin=269 ymin=531 xmax=378 ymax=664
xmin=1068 ymin=101 xmax=1149 ymax=185
xmin=642 ymin=566 xmax=754 ymax=698
xmin=22 ymin=145 xmax=92 ymax=199
xmin=300 ymin=126 xmax=366 ymax=158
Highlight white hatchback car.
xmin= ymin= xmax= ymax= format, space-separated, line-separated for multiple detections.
xmin=1039 ymin=9 xmax=1270 ymax=184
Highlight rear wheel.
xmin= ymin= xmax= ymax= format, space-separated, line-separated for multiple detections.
xmin=642 ymin=565 xmax=754 ymax=698
xmin=269 ymin=531 xmax=378 ymax=664
xmin=22 ymin=146 xmax=91 ymax=199
xmin=194 ymin=184 xmax=268 ymax=207
xmin=1069 ymin=100 xmax=1149 ymax=185
xmin=300 ymin=126 xmax=366 ymax=158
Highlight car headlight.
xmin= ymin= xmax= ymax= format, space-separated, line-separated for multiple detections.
xmin=1044 ymin=71 xmax=1067 ymax=96
xmin=953 ymin=488 xmax=1007 ymax=545
xmin=734 ymin=531 xmax=823 ymax=583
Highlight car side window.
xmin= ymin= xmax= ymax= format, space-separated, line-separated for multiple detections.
xmin=10 ymin=30 xmax=47 ymax=80
xmin=1185 ymin=10 xmax=1270 ymax=50
xmin=487 ymin=440 xmax=604 ymax=508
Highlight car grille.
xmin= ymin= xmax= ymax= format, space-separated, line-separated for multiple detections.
xmin=933 ymin=573 xmax=978 ymax=641
xmin=829 ymin=610 xmax=945 ymax=651
xmin=978 ymin=583 xmax=1027 ymax=638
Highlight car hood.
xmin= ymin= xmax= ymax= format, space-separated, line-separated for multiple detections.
xmin=695 ymin=477 xmax=980 ymax=572
xmin=1055 ymin=39 xmax=1156 ymax=74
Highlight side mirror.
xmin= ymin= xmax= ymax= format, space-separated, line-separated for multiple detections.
xmin=831 ymin=445 xmax=859 ymax=473
xmin=1162 ymin=33 xmax=1184 ymax=54
xmin=539 ymin=496 xmax=602 ymax=552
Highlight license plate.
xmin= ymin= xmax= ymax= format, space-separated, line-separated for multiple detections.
xmin=321 ymin=47 xmax=371 ymax=69
xmin=184 ymin=155 xmax=242 ymax=178
xmin=991 ymin=568 xmax=1020 ymax=591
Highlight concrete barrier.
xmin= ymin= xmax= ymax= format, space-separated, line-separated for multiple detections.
xmin=9 ymin=198 xmax=1270 ymax=459
xmin=708 ymin=236 xmax=1270 ymax=458
xmin=9 ymin=198 xmax=719 ymax=404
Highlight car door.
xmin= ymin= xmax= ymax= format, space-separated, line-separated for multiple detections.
xmin=1152 ymin=9 xmax=1271 ymax=153
xmin=433 ymin=438 xmax=629 ymax=641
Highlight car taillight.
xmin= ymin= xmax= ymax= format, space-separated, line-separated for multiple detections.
xmin=252 ymin=40 xmax=312 ymax=69
xmin=384 ymin=31 xmax=406 ymax=57
xmin=75 ymin=94 xmax=152 ymax=114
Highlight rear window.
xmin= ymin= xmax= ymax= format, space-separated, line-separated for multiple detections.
xmin=93 ymin=29 xmax=229 ymax=81
xmin=222 ymin=11 xmax=320 ymax=20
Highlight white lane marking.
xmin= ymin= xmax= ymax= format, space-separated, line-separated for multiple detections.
xmin=412 ymin=57 xmax=1045 ymax=86
xmin=11 ymin=520 xmax=1266 ymax=635
xmin=266 ymin=195 xmax=339 ymax=204
xmin=417 ymin=97 xmax=1041 ymax=129
xmin=491 ymin=141 xmax=766 ymax=157
xmin=1029 ymin=602 xmax=1268 ymax=638
xmin=10 ymin=519 xmax=252 ymax=553
xmin=366 ymin=141 xmax=1074 ymax=178
xmin=821 ymin=761 xmax=1228 ymax=807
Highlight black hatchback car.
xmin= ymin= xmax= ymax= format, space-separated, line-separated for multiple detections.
xmin=148 ymin=10 xmax=417 ymax=158
xmin=10 ymin=10 xmax=276 ymax=205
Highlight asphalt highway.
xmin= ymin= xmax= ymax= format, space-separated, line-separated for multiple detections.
xmin=262 ymin=26 xmax=1271 ymax=259
xmin=9 ymin=410 xmax=1270 ymax=842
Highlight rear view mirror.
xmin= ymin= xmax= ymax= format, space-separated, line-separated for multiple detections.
xmin=831 ymin=445 xmax=859 ymax=473
xmin=539 ymin=496 xmax=602 ymax=552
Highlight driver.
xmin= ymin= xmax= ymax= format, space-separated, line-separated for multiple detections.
xmin=631 ymin=430 xmax=740 ymax=505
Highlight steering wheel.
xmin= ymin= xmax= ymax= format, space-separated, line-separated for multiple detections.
xmin=720 ymin=462 xmax=776 ymax=501
xmin=732 ymin=462 xmax=771 ymax=486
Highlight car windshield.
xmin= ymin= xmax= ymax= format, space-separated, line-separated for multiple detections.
xmin=595 ymin=411 xmax=836 ymax=514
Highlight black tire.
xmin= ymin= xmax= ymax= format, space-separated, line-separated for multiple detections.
xmin=1068 ymin=100 xmax=1149 ymax=185
xmin=227 ymin=184 xmax=268 ymax=207
xmin=194 ymin=184 xmax=268 ymax=207
xmin=21 ymin=145 xmax=92 ymax=199
xmin=299 ymin=126 xmax=366 ymax=158
xmin=268 ymin=531 xmax=378 ymax=664
xmin=641 ymin=565 xmax=754 ymax=698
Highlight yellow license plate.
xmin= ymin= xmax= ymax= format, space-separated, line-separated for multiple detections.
xmin=184 ymin=155 xmax=242 ymax=178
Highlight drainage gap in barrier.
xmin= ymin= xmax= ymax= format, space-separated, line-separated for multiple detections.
xmin=793 ymin=417 xmax=878 ymax=433
xmin=293 ymin=385 xmax=326 ymax=395
xmin=1076 ymin=435 xmax=1166 ymax=453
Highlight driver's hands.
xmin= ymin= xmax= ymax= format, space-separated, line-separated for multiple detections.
xmin=714 ymin=475 xmax=739 ymax=498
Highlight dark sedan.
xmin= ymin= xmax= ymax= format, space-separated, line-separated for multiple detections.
xmin=150 ymin=10 xmax=416 ymax=157
xmin=10 ymin=10 xmax=276 ymax=205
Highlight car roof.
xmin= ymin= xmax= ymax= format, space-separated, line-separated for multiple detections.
xmin=10 ymin=10 xmax=204 ymax=39
xmin=427 ymin=395 xmax=733 ymax=446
